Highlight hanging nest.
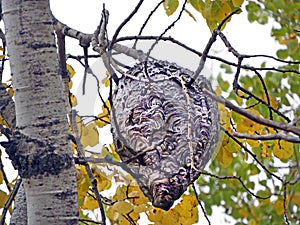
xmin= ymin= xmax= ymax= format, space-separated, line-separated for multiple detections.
xmin=111 ymin=60 xmax=220 ymax=210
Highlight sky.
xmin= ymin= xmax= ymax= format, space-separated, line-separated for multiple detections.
xmin=1 ymin=0 xmax=283 ymax=224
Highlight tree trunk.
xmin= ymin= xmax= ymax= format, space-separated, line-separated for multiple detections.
xmin=2 ymin=0 xmax=78 ymax=224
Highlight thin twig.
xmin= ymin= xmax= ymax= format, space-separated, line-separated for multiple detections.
xmin=192 ymin=9 xmax=241 ymax=83
xmin=145 ymin=0 xmax=188 ymax=61
xmin=200 ymin=171 xmax=271 ymax=200
xmin=233 ymin=132 xmax=300 ymax=143
xmin=192 ymin=183 xmax=211 ymax=225
xmin=70 ymin=110 xmax=106 ymax=225
xmin=223 ymin=127 xmax=284 ymax=182
xmin=0 ymin=178 xmax=22 ymax=225
xmin=204 ymin=88 xmax=300 ymax=137
xmin=109 ymin=0 xmax=145 ymax=51
xmin=283 ymin=182 xmax=290 ymax=224
xmin=133 ymin=0 xmax=164 ymax=48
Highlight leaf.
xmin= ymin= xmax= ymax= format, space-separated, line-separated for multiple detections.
xmin=67 ymin=64 xmax=76 ymax=78
xmin=80 ymin=123 xmax=99 ymax=148
xmin=163 ymin=0 xmax=179 ymax=16
xmin=276 ymin=49 xmax=288 ymax=60
xmin=92 ymin=167 xmax=111 ymax=191
xmin=217 ymin=73 xmax=230 ymax=91
xmin=95 ymin=100 xmax=111 ymax=128
xmin=82 ymin=195 xmax=98 ymax=210
xmin=273 ymin=200 xmax=284 ymax=216
xmin=0 ymin=190 xmax=8 ymax=208
xmin=112 ymin=201 xmax=134 ymax=215
xmin=189 ymin=0 xmax=204 ymax=12
xmin=216 ymin=146 xmax=233 ymax=168
xmin=0 ymin=170 xmax=3 ymax=185
xmin=101 ymin=71 xmax=111 ymax=87
xmin=273 ymin=141 xmax=293 ymax=160
xmin=232 ymin=0 xmax=244 ymax=7
xmin=291 ymin=192 xmax=300 ymax=205
xmin=70 ymin=93 xmax=77 ymax=107
xmin=184 ymin=9 xmax=197 ymax=21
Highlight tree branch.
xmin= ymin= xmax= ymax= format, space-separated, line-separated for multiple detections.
xmin=233 ymin=132 xmax=300 ymax=143
xmin=204 ymin=88 xmax=300 ymax=137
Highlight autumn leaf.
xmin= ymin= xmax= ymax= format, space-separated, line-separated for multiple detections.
xmin=0 ymin=190 xmax=8 ymax=208
xmin=82 ymin=195 xmax=98 ymax=210
xmin=95 ymin=100 xmax=111 ymax=128
xmin=111 ymin=201 xmax=134 ymax=215
xmin=273 ymin=200 xmax=284 ymax=216
xmin=92 ymin=167 xmax=112 ymax=191
xmin=163 ymin=0 xmax=179 ymax=16
xmin=69 ymin=93 xmax=77 ymax=107
xmin=273 ymin=141 xmax=293 ymax=160
xmin=80 ymin=122 xmax=99 ymax=148
xmin=101 ymin=71 xmax=111 ymax=87
xmin=67 ymin=64 xmax=76 ymax=78
xmin=291 ymin=192 xmax=300 ymax=206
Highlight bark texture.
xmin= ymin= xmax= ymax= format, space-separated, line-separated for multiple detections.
xmin=2 ymin=0 xmax=78 ymax=224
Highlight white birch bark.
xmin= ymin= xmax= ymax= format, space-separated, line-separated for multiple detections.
xmin=2 ymin=0 xmax=78 ymax=224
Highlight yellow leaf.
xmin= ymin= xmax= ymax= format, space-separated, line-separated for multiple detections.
xmin=81 ymin=123 xmax=99 ymax=148
xmin=129 ymin=210 xmax=140 ymax=221
xmin=134 ymin=203 xmax=151 ymax=213
xmin=163 ymin=0 xmax=179 ymax=16
xmin=175 ymin=195 xmax=198 ymax=225
xmin=7 ymin=87 xmax=14 ymax=97
xmin=263 ymin=93 xmax=279 ymax=110
xmin=107 ymin=206 xmax=119 ymax=221
xmin=95 ymin=100 xmax=111 ymax=128
xmin=113 ymin=185 xmax=127 ymax=201
xmin=249 ymin=218 xmax=257 ymax=225
xmin=148 ymin=209 xmax=164 ymax=222
xmin=232 ymin=0 xmax=244 ymax=7
xmin=0 ymin=190 xmax=8 ymax=208
xmin=273 ymin=141 xmax=293 ymax=160
xmin=101 ymin=73 xmax=111 ymax=87
xmin=0 ymin=170 xmax=3 ymax=184
xmin=216 ymin=146 xmax=233 ymax=168
xmin=273 ymin=200 xmax=284 ymax=216
xmin=67 ymin=64 xmax=76 ymax=78
xmin=82 ymin=195 xmax=98 ymax=210
xmin=161 ymin=210 xmax=180 ymax=225
xmin=112 ymin=201 xmax=134 ymax=215
xmin=128 ymin=185 xmax=149 ymax=205
xmin=261 ymin=142 xmax=272 ymax=159
xmin=92 ymin=167 xmax=111 ymax=191
xmin=69 ymin=80 xmax=73 ymax=89
xmin=70 ymin=93 xmax=77 ymax=107
xmin=291 ymin=192 xmax=300 ymax=205
xmin=118 ymin=216 xmax=131 ymax=225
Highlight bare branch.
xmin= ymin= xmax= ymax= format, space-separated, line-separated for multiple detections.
xmin=192 ymin=8 xmax=242 ymax=83
xmin=192 ymin=183 xmax=211 ymax=225
xmin=70 ymin=110 xmax=106 ymax=225
xmin=233 ymin=132 xmax=300 ymax=143
xmin=0 ymin=179 xmax=21 ymax=225
xmin=204 ymin=88 xmax=300 ymax=137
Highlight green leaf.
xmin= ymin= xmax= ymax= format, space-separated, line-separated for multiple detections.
xmin=276 ymin=49 xmax=288 ymax=60
xmin=189 ymin=0 xmax=204 ymax=12
xmin=217 ymin=74 xmax=230 ymax=91
xmin=163 ymin=0 xmax=179 ymax=16
xmin=273 ymin=0 xmax=285 ymax=9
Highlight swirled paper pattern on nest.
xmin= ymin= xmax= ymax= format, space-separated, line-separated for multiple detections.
xmin=111 ymin=60 xmax=220 ymax=210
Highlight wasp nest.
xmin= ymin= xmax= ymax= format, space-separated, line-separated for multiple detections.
xmin=111 ymin=60 xmax=219 ymax=210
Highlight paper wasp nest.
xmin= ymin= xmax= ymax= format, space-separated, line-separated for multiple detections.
xmin=111 ymin=60 xmax=219 ymax=210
